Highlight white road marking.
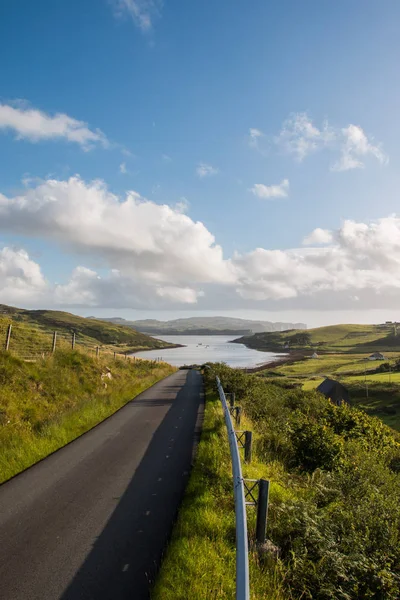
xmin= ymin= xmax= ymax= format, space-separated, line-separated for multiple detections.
xmin=123 ymin=564 xmax=129 ymax=572
xmin=146 ymin=511 xmax=151 ymax=516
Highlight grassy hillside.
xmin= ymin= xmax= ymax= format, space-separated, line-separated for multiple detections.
xmin=235 ymin=322 xmax=400 ymax=353
xmin=0 ymin=304 xmax=174 ymax=357
xmin=0 ymin=350 xmax=175 ymax=483
xmin=259 ymin=352 xmax=400 ymax=431
xmin=156 ymin=364 xmax=400 ymax=599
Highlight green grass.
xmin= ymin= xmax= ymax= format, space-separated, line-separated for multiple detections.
xmin=153 ymin=390 xmax=286 ymax=600
xmin=0 ymin=349 xmax=175 ymax=483
xmin=236 ymin=322 xmax=400 ymax=353
xmin=259 ymin=353 xmax=400 ymax=431
xmin=0 ymin=303 xmax=175 ymax=356
xmin=156 ymin=365 xmax=400 ymax=599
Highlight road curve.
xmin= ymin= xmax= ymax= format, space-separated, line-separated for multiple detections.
xmin=0 ymin=369 xmax=203 ymax=600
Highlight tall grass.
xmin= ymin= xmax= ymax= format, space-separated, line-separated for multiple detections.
xmin=0 ymin=350 xmax=175 ymax=482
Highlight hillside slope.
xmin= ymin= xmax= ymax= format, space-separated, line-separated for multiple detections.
xmin=0 ymin=304 xmax=173 ymax=356
xmin=234 ymin=322 xmax=400 ymax=353
xmin=95 ymin=315 xmax=307 ymax=335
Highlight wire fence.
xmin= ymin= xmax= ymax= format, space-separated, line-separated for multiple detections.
xmin=0 ymin=321 xmax=162 ymax=363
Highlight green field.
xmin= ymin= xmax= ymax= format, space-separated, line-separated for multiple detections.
xmin=261 ymin=352 xmax=400 ymax=431
xmin=236 ymin=322 xmax=400 ymax=353
xmin=0 ymin=303 xmax=174 ymax=357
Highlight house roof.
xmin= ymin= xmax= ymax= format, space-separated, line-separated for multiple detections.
xmin=317 ymin=378 xmax=350 ymax=405
xmin=370 ymin=352 xmax=385 ymax=358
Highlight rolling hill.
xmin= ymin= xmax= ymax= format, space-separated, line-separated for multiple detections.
xmin=93 ymin=316 xmax=307 ymax=335
xmin=234 ymin=322 xmax=400 ymax=353
xmin=0 ymin=304 xmax=174 ymax=356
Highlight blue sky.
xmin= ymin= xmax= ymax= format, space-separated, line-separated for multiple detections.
xmin=1 ymin=1 xmax=400 ymax=326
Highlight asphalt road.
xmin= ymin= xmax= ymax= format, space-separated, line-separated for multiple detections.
xmin=0 ymin=369 xmax=204 ymax=600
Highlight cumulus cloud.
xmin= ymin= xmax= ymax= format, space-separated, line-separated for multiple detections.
xmin=196 ymin=163 xmax=219 ymax=178
xmin=250 ymin=179 xmax=289 ymax=199
xmin=275 ymin=112 xmax=334 ymax=161
xmin=2 ymin=176 xmax=400 ymax=312
xmin=0 ymin=103 xmax=107 ymax=149
xmin=331 ymin=124 xmax=388 ymax=171
xmin=119 ymin=162 xmax=127 ymax=174
xmin=112 ymin=0 xmax=161 ymax=31
xmin=0 ymin=176 xmax=234 ymax=290
xmin=303 ymin=228 xmax=333 ymax=245
xmin=0 ymin=247 xmax=48 ymax=303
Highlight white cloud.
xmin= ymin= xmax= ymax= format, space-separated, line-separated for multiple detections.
xmin=119 ymin=162 xmax=127 ymax=174
xmin=275 ymin=112 xmax=334 ymax=161
xmin=156 ymin=286 xmax=202 ymax=304
xmin=0 ymin=103 xmax=107 ymax=150
xmin=275 ymin=113 xmax=387 ymax=171
xmin=331 ymin=124 xmax=388 ymax=171
xmin=0 ymin=247 xmax=48 ymax=303
xmin=112 ymin=0 xmax=161 ymax=31
xmin=162 ymin=154 xmax=172 ymax=162
xmin=3 ymin=176 xmax=400 ymax=312
xmin=302 ymin=227 xmax=333 ymax=245
xmin=250 ymin=179 xmax=289 ymax=199
xmin=249 ymin=128 xmax=264 ymax=148
xmin=196 ymin=163 xmax=219 ymax=178
xmin=0 ymin=176 xmax=234 ymax=292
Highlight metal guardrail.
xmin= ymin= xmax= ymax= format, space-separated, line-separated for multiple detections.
xmin=216 ymin=376 xmax=250 ymax=600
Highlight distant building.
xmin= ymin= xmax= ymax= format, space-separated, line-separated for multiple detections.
xmin=369 ymin=352 xmax=385 ymax=361
xmin=317 ymin=378 xmax=350 ymax=406
xmin=311 ymin=352 xmax=319 ymax=359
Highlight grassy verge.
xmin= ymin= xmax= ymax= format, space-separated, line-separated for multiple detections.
xmin=155 ymin=364 xmax=400 ymax=600
xmin=153 ymin=388 xmax=286 ymax=600
xmin=0 ymin=350 xmax=175 ymax=483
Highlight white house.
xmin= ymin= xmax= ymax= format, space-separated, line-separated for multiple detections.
xmin=368 ymin=352 xmax=385 ymax=361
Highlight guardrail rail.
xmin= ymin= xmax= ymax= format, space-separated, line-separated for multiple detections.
xmin=216 ymin=375 xmax=250 ymax=600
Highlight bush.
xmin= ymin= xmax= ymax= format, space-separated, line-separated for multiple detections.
xmin=205 ymin=363 xmax=400 ymax=599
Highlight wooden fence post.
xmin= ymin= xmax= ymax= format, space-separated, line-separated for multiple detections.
xmin=52 ymin=331 xmax=57 ymax=354
xmin=72 ymin=332 xmax=76 ymax=350
xmin=5 ymin=324 xmax=12 ymax=351
xmin=96 ymin=346 xmax=99 ymax=358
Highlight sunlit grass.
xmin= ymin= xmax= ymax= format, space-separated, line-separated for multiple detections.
xmin=0 ymin=350 xmax=175 ymax=482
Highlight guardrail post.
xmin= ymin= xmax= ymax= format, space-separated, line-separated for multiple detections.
xmin=256 ymin=479 xmax=270 ymax=545
xmin=72 ymin=332 xmax=76 ymax=350
xmin=236 ymin=407 xmax=242 ymax=426
xmin=5 ymin=324 xmax=12 ymax=351
xmin=230 ymin=392 xmax=235 ymax=408
xmin=52 ymin=331 xmax=57 ymax=354
xmin=244 ymin=431 xmax=253 ymax=463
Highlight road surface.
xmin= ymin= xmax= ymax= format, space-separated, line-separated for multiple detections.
xmin=0 ymin=369 xmax=203 ymax=600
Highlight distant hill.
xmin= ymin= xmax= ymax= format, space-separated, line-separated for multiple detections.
xmin=92 ymin=316 xmax=307 ymax=336
xmin=0 ymin=304 xmax=174 ymax=355
xmin=234 ymin=323 xmax=400 ymax=353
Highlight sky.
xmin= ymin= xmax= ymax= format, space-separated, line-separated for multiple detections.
xmin=1 ymin=0 xmax=400 ymax=327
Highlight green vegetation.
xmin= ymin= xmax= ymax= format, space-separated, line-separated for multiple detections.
xmin=264 ymin=353 xmax=400 ymax=431
xmin=0 ymin=303 xmax=175 ymax=356
xmin=235 ymin=322 xmax=400 ymax=353
xmin=156 ymin=364 xmax=400 ymax=599
xmin=0 ymin=350 xmax=174 ymax=483
xmin=153 ymin=388 xmax=286 ymax=600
